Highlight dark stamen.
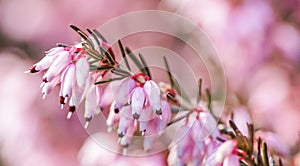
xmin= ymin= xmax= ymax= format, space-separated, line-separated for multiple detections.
xmin=114 ymin=108 xmax=119 ymax=114
xmin=69 ymin=106 xmax=76 ymax=112
xmin=155 ymin=110 xmax=162 ymax=115
xmin=118 ymin=132 xmax=124 ymax=138
xmin=133 ymin=113 xmax=140 ymax=120
xmin=60 ymin=96 xmax=65 ymax=104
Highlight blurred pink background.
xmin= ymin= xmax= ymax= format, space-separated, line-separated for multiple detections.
xmin=0 ymin=0 xmax=300 ymax=165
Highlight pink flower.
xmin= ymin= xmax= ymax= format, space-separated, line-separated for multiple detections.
xmin=26 ymin=44 xmax=91 ymax=119
xmin=143 ymin=80 xmax=162 ymax=116
xmin=206 ymin=140 xmax=239 ymax=166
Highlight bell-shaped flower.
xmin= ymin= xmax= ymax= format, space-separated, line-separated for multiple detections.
xmin=76 ymin=57 xmax=90 ymax=88
xmin=130 ymin=86 xmax=147 ymax=124
xmin=84 ymin=84 xmax=102 ymax=128
xmin=60 ymin=64 xmax=76 ymax=103
xmin=117 ymin=106 xmax=134 ymax=139
xmin=26 ymin=46 xmax=65 ymax=73
xmin=106 ymin=101 xmax=120 ymax=132
xmin=42 ymin=51 xmax=71 ymax=83
xmin=114 ymin=78 xmax=136 ymax=109
xmin=143 ymin=80 xmax=161 ymax=116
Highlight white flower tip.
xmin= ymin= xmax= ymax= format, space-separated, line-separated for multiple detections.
xmin=144 ymin=147 xmax=151 ymax=152
xmin=24 ymin=70 xmax=30 ymax=74
xmin=40 ymin=82 xmax=45 ymax=88
xmin=122 ymin=147 xmax=128 ymax=155
xmin=159 ymin=115 xmax=163 ymax=120
xmin=84 ymin=121 xmax=90 ymax=129
xmin=67 ymin=111 xmax=73 ymax=119
xmin=42 ymin=93 xmax=47 ymax=100
xmin=118 ymin=138 xmax=122 ymax=144
xmin=134 ymin=119 xmax=137 ymax=126
xmin=64 ymin=97 xmax=68 ymax=104
xmin=107 ymin=126 xmax=112 ymax=133
xmin=61 ymin=104 xmax=64 ymax=110
xmin=141 ymin=131 xmax=145 ymax=136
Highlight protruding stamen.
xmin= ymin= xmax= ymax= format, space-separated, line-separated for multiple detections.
xmin=84 ymin=117 xmax=92 ymax=129
xmin=60 ymin=96 xmax=65 ymax=109
xmin=141 ymin=130 xmax=146 ymax=136
xmin=60 ymin=96 xmax=65 ymax=104
xmin=84 ymin=121 xmax=90 ymax=129
xmin=134 ymin=119 xmax=137 ymax=126
xmin=122 ymin=147 xmax=128 ymax=155
xmin=107 ymin=126 xmax=112 ymax=132
xmin=64 ymin=96 xmax=68 ymax=104
xmin=67 ymin=112 xmax=73 ymax=119
xmin=42 ymin=77 xmax=48 ymax=83
xmin=69 ymin=106 xmax=76 ymax=112
xmin=155 ymin=109 xmax=162 ymax=116
xmin=42 ymin=93 xmax=47 ymax=99
xmin=118 ymin=132 xmax=124 ymax=138
xmin=25 ymin=66 xmax=38 ymax=74
xmin=40 ymin=82 xmax=45 ymax=88
xmin=159 ymin=115 xmax=163 ymax=120
xmin=114 ymin=108 xmax=119 ymax=114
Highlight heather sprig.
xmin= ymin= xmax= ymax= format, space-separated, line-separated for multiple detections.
xmin=25 ymin=25 xmax=283 ymax=166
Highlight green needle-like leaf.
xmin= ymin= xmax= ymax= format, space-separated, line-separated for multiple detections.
xmin=90 ymin=65 xmax=114 ymax=71
xmin=94 ymin=77 xmax=125 ymax=85
xmin=118 ymin=40 xmax=131 ymax=71
xmin=163 ymin=56 xmax=174 ymax=88
xmin=93 ymin=29 xmax=107 ymax=43
xmin=125 ymin=47 xmax=145 ymax=75
xmin=111 ymin=68 xmax=131 ymax=77
xmin=99 ymin=47 xmax=115 ymax=65
xmin=197 ymin=78 xmax=203 ymax=104
xmin=86 ymin=28 xmax=103 ymax=54
xmin=206 ymin=88 xmax=212 ymax=111
xmin=262 ymin=142 xmax=270 ymax=166
xmin=138 ymin=53 xmax=152 ymax=79
xmin=69 ymin=25 xmax=94 ymax=49
xmin=163 ymin=56 xmax=191 ymax=104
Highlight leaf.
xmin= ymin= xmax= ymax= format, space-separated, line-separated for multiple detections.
xmin=163 ymin=56 xmax=191 ymax=104
xmin=99 ymin=46 xmax=115 ymax=65
xmin=163 ymin=56 xmax=174 ymax=88
xmin=86 ymin=49 xmax=102 ymax=60
xmin=205 ymin=88 xmax=212 ymax=111
xmin=111 ymin=68 xmax=131 ymax=77
xmin=278 ymin=158 xmax=283 ymax=166
xmin=90 ymin=65 xmax=114 ymax=71
xmin=262 ymin=142 xmax=270 ymax=166
xmin=125 ymin=47 xmax=145 ymax=74
xmin=171 ymin=107 xmax=188 ymax=113
xmin=257 ymin=137 xmax=263 ymax=166
xmin=229 ymin=120 xmax=249 ymax=151
xmin=138 ymin=53 xmax=152 ymax=79
xmin=118 ymin=40 xmax=131 ymax=71
xmin=69 ymin=25 xmax=94 ymax=49
xmin=87 ymin=28 xmax=103 ymax=54
xmin=56 ymin=43 xmax=69 ymax=47
xmin=196 ymin=78 xmax=203 ymax=104
xmin=173 ymin=78 xmax=191 ymax=104
xmin=93 ymin=29 xmax=107 ymax=43
xmin=94 ymin=77 xmax=125 ymax=85
xmin=247 ymin=123 xmax=254 ymax=156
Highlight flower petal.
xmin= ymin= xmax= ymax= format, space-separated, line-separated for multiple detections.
xmin=76 ymin=57 xmax=90 ymax=88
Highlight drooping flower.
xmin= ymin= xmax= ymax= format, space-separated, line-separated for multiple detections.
xmin=26 ymin=44 xmax=91 ymax=119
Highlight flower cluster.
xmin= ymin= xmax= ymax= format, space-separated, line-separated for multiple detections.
xmin=26 ymin=25 xmax=283 ymax=166
xmin=168 ymin=106 xmax=241 ymax=166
